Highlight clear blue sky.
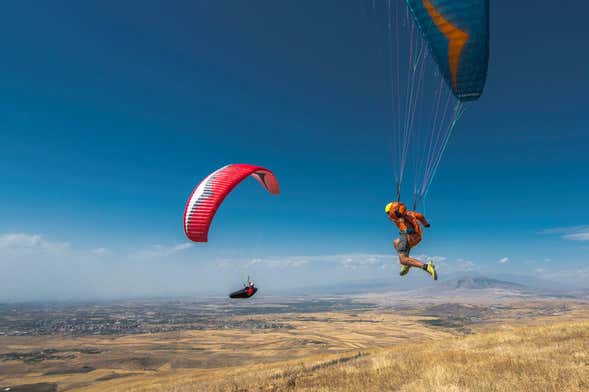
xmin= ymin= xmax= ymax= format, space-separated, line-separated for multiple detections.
xmin=1 ymin=1 xmax=588 ymax=300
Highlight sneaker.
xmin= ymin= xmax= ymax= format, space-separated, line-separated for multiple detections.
xmin=425 ymin=261 xmax=438 ymax=281
xmin=400 ymin=265 xmax=412 ymax=276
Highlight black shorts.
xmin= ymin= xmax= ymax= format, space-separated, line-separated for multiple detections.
xmin=396 ymin=232 xmax=410 ymax=255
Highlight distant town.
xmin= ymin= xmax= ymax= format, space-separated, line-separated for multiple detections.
xmin=0 ymin=297 xmax=371 ymax=337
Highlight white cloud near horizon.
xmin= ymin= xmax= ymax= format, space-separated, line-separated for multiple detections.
xmin=90 ymin=247 xmax=112 ymax=256
xmin=239 ymin=253 xmax=481 ymax=275
xmin=455 ymin=258 xmax=477 ymax=272
xmin=412 ymin=255 xmax=478 ymax=274
xmin=0 ymin=233 xmax=192 ymax=260
xmin=129 ymin=243 xmax=192 ymax=259
xmin=0 ymin=233 xmax=70 ymax=253
xmin=536 ymin=266 xmax=589 ymax=281
xmin=0 ymin=231 xmax=586 ymax=302
xmin=239 ymin=253 xmax=394 ymax=271
xmin=563 ymin=232 xmax=589 ymax=241
xmin=0 ymin=232 xmax=204 ymax=301
xmin=542 ymin=225 xmax=589 ymax=241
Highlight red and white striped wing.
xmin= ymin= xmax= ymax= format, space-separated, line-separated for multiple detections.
xmin=183 ymin=164 xmax=280 ymax=242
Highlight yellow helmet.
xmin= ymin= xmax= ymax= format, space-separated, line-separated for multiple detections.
xmin=385 ymin=201 xmax=406 ymax=217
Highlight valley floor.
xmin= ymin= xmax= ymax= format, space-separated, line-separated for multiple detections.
xmin=1 ymin=299 xmax=588 ymax=391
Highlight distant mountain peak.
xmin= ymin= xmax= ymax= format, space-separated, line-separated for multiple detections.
xmin=441 ymin=276 xmax=527 ymax=290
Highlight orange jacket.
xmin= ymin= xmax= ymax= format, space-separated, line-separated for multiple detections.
xmin=389 ymin=211 xmax=430 ymax=246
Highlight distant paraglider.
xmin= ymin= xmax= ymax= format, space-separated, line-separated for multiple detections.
xmin=183 ymin=164 xmax=280 ymax=242
xmin=229 ymin=277 xmax=258 ymax=299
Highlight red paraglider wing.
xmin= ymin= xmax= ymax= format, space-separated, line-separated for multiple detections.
xmin=183 ymin=164 xmax=280 ymax=242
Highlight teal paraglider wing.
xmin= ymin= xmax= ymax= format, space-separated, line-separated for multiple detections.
xmin=405 ymin=0 xmax=489 ymax=102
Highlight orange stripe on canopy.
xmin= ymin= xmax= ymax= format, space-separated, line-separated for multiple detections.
xmin=422 ymin=0 xmax=469 ymax=91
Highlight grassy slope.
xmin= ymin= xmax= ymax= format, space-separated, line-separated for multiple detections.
xmin=165 ymin=321 xmax=589 ymax=392
xmin=2 ymin=307 xmax=588 ymax=391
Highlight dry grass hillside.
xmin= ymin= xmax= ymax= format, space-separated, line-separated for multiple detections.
xmin=1 ymin=300 xmax=588 ymax=391
xmin=159 ymin=321 xmax=589 ymax=392
xmin=0 ymin=311 xmax=452 ymax=391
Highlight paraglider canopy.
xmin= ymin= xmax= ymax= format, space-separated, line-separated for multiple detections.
xmin=379 ymin=0 xmax=489 ymax=208
xmin=183 ymin=164 xmax=280 ymax=242
xmin=404 ymin=0 xmax=489 ymax=102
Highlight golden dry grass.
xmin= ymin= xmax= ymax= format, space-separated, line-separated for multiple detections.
xmin=164 ymin=321 xmax=589 ymax=392
xmin=1 ymin=303 xmax=588 ymax=391
xmin=0 ymin=311 xmax=451 ymax=391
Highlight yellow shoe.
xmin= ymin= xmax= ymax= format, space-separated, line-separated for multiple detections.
xmin=400 ymin=265 xmax=412 ymax=276
xmin=425 ymin=261 xmax=438 ymax=281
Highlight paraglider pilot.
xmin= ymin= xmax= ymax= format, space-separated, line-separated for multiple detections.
xmin=246 ymin=278 xmax=255 ymax=296
xmin=229 ymin=277 xmax=258 ymax=299
xmin=385 ymin=201 xmax=437 ymax=280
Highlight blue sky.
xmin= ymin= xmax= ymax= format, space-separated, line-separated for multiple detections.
xmin=1 ymin=1 xmax=588 ymax=300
